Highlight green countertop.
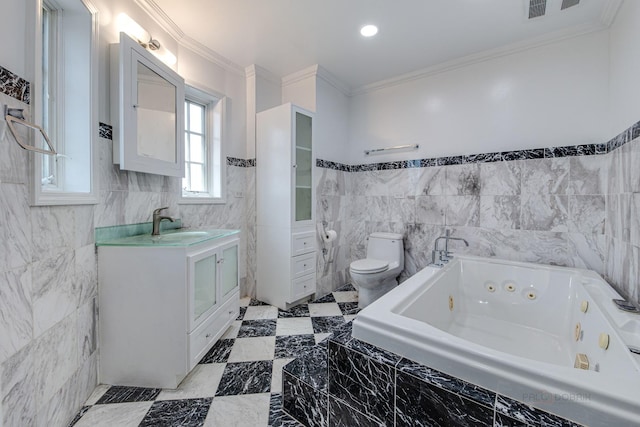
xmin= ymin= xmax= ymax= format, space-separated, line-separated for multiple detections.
xmin=96 ymin=227 xmax=240 ymax=247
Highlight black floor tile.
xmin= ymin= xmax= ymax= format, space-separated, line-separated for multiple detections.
xmin=249 ymin=299 xmax=269 ymax=306
xmin=139 ymin=398 xmax=212 ymax=427
xmin=337 ymin=302 xmax=360 ymax=316
xmin=236 ymin=306 xmax=247 ymax=320
xmin=198 ymin=338 xmax=235 ymax=364
xmin=278 ymin=304 xmax=310 ymax=318
xmin=216 ymin=360 xmax=273 ymax=396
xmin=237 ymin=319 xmax=277 ymax=337
xmin=95 ymin=385 xmax=161 ymax=404
xmin=311 ymin=316 xmax=345 ymax=334
xmin=275 ymin=334 xmax=317 ymax=359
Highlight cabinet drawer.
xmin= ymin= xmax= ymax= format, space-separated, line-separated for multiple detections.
xmin=290 ymin=274 xmax=316 ymax=302
xmin=292 ymin=231 xmax=315 ymax=256
xmin=188 ymin=294 xmax=238 ymax=370
xmin=292 ymin=252 xmax=315 ymax=278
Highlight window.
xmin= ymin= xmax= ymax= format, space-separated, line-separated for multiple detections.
xmin=31 ymin=0 xmax=97 ymax=205
xmin=180 ymin=85 xmax=226 ymax=204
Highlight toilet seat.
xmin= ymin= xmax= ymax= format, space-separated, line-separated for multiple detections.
xmin=350 ymin=259 xmax=389 ymax=274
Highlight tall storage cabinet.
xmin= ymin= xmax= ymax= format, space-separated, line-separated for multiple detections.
xmin=257 ymin=103 xmax=316 ymax=309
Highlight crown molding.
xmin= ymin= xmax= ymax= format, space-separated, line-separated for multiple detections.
xmin=315 ymin=65 xmax=351 ymax=96
xmin=281 ymin=64 xmax=350 ymax=96
xmin=281 ymin=64 xmax=319 ymax=87
xmin=135 ymin=0 xmax=244 ymax=76
xmin=134 ymin=0 xmax=184 ymax=39
xmin=245 ymin=64 xmax=281 ymax=86
xmin=351 ymin=21 xmax=606 ymax=96
xmin=600 ymin=0 xmax=623 ymax=27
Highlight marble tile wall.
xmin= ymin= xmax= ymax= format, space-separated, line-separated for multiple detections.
xmin=604 ymin=137 xmax=640 ymax=304
xmin=0 ymin=65 xmax=254 ymax=426
xmin=315 ymin=167 xmax=350 ymax=297
xmin=339 ymin=154 xmax=609 ymax=280
xmin=315 ymin=132 xmax=640 ymax=306
xmin=0 ymin=87 xmax=98 ymax=427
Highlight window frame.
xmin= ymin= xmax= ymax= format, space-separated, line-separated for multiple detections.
xmin=29 ymin=0 xmax=98 ymax=206
xmin=179 ymin=83 xmax=227 ymax=205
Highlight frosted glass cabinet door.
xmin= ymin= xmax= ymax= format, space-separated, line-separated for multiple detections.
xmin=294 ymin=111 xmax=313 ymax=222
xmin=221 ymin=244 xmax=239 ymax=299
xmin=192 ymin=251 xmax=217 ymax=325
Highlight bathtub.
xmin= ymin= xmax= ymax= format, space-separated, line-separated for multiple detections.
xmin=352 ymin=256 xmax=640 ymax=426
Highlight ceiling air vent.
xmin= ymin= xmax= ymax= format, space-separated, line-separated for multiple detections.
xmin=528 ymin=0 xmax=547 ymax=19
xmin=561 ymin=0 xmax=580 ymax=10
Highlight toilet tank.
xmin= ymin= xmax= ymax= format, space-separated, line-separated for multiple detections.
xmin=367 ymin=232 xmax=404 ymax=263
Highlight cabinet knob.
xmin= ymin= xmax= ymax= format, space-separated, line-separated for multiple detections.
xmin=292 ymin=164 xmax=297 ymax=168
xmin=205 ymin=333 xmax=211 ymax=339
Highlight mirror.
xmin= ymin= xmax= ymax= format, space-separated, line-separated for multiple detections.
xmin=136 ymin=62 xmax=177 ymax=163
xmin=111 ymin=32 xmax=185 ymax=177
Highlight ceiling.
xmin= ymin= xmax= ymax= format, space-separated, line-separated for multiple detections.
xmin=145 ymin=0 xmax=620 ymax=92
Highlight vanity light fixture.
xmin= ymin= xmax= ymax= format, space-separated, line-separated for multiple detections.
xmin=360 ymin=24 xmax=379 ymax=37
xmin=116 ymin=13 xmax=177 ymax=66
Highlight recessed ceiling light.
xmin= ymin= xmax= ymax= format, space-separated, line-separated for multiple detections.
xmin=360 ymin=24 xmax=378 ymax=37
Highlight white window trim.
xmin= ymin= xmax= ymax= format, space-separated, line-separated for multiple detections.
xmin=179 ymin=83 xmax=227 ymax=205
xmin=28 ymin=0 xmax=99 ymax=206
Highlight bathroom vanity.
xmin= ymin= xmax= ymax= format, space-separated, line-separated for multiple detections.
xmin=96 ymin=228 xmax=240 ymax=388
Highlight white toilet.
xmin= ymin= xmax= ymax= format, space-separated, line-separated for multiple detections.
xmin=350 ymin=232 xmax=404 ymax=309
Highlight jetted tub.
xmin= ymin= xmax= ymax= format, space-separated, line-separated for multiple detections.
xmin=352 ymin=256 xmax=640 ymax=426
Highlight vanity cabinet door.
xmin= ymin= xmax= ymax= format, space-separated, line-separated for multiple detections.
xmin=220 ymin=242 xmax=239 ymax=302
xmin=188 ymin=248 xmax=218 ymax=331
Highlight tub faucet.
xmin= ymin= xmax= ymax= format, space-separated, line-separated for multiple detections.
xmin=431 ymin=230 xmax=469 ymax=266
xmin=152 ymin=207 xmax=174 ymax=236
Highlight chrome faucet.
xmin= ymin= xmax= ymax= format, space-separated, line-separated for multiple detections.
xmin=152 ymin=207 xmax=174 ymax=236
xmin=431 ymin=229 xmax=469 ymax=266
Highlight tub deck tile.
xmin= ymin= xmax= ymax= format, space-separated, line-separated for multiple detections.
xmin=396 ymin=369 xmax=494 ymax=427
xmin=327 ymin=341 xmax=395 ymax=426
xmin=328 ymin=396 xmax=384 ymax=427
xmin=494 ymin=412 xmax=533 ymax=427
xmin=283 ymin=345 xmax=328 ymax=391
xmin=397 ymin=357 xmax=496 ymax=408
xmin=282 ymin=371 xmax=328 ymax=427
xmin=337 ymin=337 xmax=402 ymax=367
xmin=495 ymin=395 xmax=584 ymax=427
xmin=326 ymin=321 xmax=353 ymax=345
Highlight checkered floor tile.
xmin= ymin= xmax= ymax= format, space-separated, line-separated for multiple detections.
xmin=69 ymin=284 xmax=359 ymax=427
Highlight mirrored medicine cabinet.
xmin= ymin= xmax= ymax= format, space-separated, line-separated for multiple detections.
xmin=110 ymin=32 xmax=185 ymax=176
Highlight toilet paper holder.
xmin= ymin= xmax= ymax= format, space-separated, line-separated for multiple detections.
xmin=320 ymin=221 xmax=337 ymax=242
xmin=319 ymin=221 xmax=338 ymax=261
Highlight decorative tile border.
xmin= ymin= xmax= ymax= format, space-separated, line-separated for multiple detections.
xmin=0 ymin=65 xmax=30 ymax=104
xmin=227 ymin=157 xmax=256 ymax=167
xmin=317 ymin=120 xmax=640 ymax=172
xmin=99 ymin=122 xmax=113 ymax=140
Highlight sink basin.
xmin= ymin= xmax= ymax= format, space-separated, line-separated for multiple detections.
xmin=156 ymin=231 xmax=209 ymax=241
